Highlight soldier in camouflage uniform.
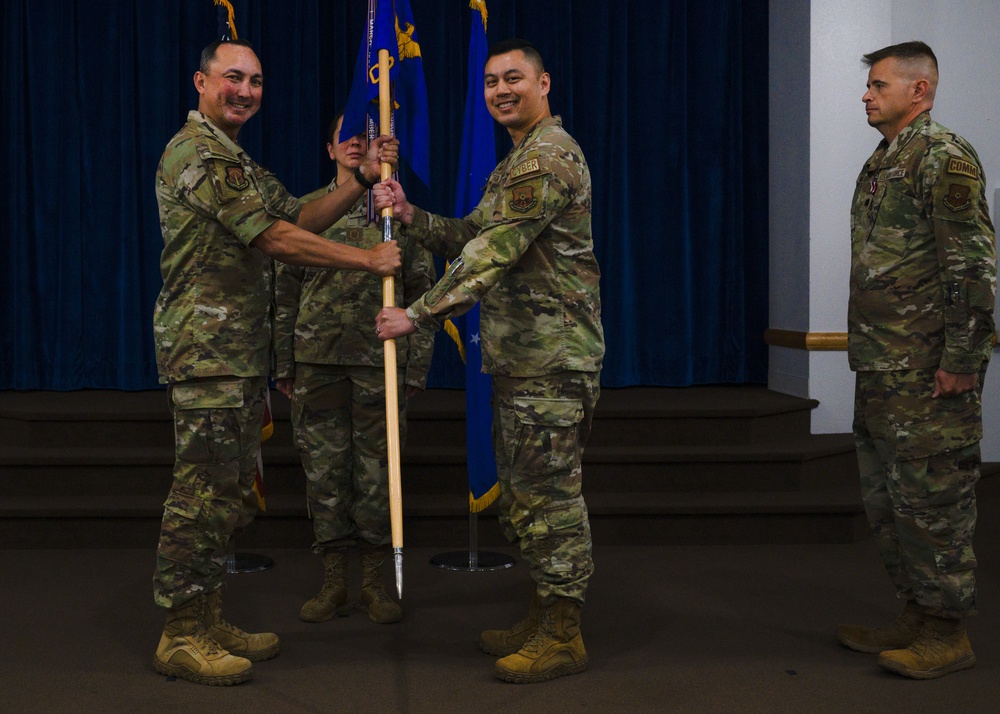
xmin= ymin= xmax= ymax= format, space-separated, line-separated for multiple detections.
xmin=151 ymin=39 xmax=400 ymax=687
xmin=273 ymin=114 xmax=435 ymax=625
xmin=837 ymin=41 xmax=996 ymax=680
xmin=374 ymin=39 xmax=604 ymax=684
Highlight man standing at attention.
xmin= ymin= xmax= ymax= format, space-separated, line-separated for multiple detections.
xmin=838 ymin=40 xmax=996 ymax=680
xmin=374 ymin=38 xmax=604 ymax=684
xmin=152 ymin=38 xmax=400 ymax=686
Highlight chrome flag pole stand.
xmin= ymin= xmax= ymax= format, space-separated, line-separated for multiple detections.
xmin=226 ymin=538 xmax=273 ymax=574
xmin=430 ymin=510 xmax=514 ymax=572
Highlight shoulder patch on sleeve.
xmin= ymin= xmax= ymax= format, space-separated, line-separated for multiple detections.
xmin=508 ymin=184 xmax=538 ymax=213
xmin=224 ymin=164 xmax=249 ymax=191
xmin=946 ymin=157 xmax=979 ymax=180
xmin=943 ymin=183 xmax=972 ymax=212
xmin=510 ymin=152 xmax=542 ymax=182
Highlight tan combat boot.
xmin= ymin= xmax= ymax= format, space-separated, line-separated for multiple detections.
xmin=358 ymin=547 xmax=403 ymax=624
xmin=494 ymin=597 xmax=588 ymax=684
xmin=204 ymin=589 xmax=280 ymax=662
xmin=300 ymin=548 xmax=350 ymax=622
xmin=153 ymin=594 xmax=253 ymax=686
xmin=878 ymin=615 xmax=976 ymax=679
xmin=480 ymin=584 xmax=540 ymax=656
xmin=837 ymin=600 xmax=924 ymax=653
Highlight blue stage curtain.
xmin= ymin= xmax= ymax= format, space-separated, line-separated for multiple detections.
xmin=0 ymin=0 xmax=768 ymax=390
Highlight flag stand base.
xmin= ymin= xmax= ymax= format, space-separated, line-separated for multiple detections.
xmin=226 ymin=552 xmax=274 ymax=573
xmin=430 ymin=550 xmax=514 ymax=571
xmin=430 ymin=510 xmax=514 ymax=572
xmin=225 ymin=539 xmax=273 ymax=574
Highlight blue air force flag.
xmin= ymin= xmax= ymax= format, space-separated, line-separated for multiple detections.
xmin=342 ymin=0 xmax=430 ymax=186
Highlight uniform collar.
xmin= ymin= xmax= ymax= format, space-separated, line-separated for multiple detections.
xmin=187 ymin=110 xmax=245 ymax=157
xmin=515 ymin=115 xmax=562 ymax=150
xmin=882 ymin=111 xmax=931 ymax=156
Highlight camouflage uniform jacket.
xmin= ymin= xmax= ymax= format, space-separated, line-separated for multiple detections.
xmin=273 ymin=180 xmax=435 ymax=389
xmin=849 ymin=111 xmax=996 ymax=373
xmin=403 ymin=115 xmax=605 ymax=377
xmin=153 ymin=111 xmax=302 ymax=383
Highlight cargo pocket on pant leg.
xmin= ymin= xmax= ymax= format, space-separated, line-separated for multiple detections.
xmin=159 ymin=488 xmax=206 ymax=564
xmin=509 ymin=396 xmax=584 ymax=486
xmin=170 ymin=378 xmax=245 ymax=465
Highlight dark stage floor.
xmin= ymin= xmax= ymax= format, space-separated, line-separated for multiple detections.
xmin=5 ymin=505 xmax=1000 ymax=713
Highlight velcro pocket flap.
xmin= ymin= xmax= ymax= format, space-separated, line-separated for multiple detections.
xmin=512 ymin=397 xmax=582 ymax=428
xmin=171 ymin=378 xmax=245 ymax=410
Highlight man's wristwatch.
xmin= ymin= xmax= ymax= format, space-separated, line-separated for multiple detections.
xmin=354 ymin=167 xmax=377 ymax=190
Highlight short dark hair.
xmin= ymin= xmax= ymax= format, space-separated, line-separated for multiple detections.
xmin=199 ymin=38 xmax=255 ymax=73
xmin=486 ymin=38 xmax=545 ymax=75
xmin=862 ymin=40 xmax=937 ymax=71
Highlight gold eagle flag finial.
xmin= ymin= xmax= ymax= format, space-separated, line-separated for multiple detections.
xmin=470 ymin=0 xmax=488 ymax=31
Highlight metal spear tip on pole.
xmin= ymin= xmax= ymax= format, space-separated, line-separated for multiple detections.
xmin=394 ymin=547 xmax=404 ymax=600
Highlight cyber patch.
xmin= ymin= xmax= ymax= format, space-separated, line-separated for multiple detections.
xmin=225 ymin=164 xmax=249 ymax=191
xmin=509 ymin=185 xmax=537 ymax=212
xmin=946 ymin=157 xmax=978 ymax=180
xmin=943 ymin=183 xmax=971 ymax=212
xmin=510 ymin=157 xmax=541 ymax=181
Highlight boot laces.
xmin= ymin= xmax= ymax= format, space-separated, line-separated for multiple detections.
xmin=215 ymin=617 xmax=248 ymax=638
xmin=519 ymin=613 xmax=556 ymax=655
xmin=193 ymin=632 xmax=224 ymax=656
xmin=321 ymin=561 xmax=345 ymax=592
xmin=911 ymin=626 xmax=959 ymax=659
xmin=367 ymin=582 xmax=393 ymax=605
xmin=207 ymin=594 xmax=250 ymax=639
xmin=192 ymin=605 xmax=224 ymax=656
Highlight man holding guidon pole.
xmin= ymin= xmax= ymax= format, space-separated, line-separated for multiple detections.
xmin=375 ymin=38 xmax=605 ymax=684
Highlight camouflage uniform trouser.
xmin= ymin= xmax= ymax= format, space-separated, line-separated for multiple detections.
xmin=493 ymin=371 xmax=600 ymax=605
xmin=153 ymin=375 xmax=267 ymax=608
xmin=853 ymin=368 xmax=984 ymax=618
xmin=291 ymin=363 xmax=406 ymax=552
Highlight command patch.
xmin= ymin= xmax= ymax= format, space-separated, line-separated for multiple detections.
xmin=510 ymin=157 xmax=541 ymax=181
xmin=946 ymin=157 xmax=979 ymax=180
xmin=225 ymin=165 xmax=249 ymax=190
xmin=509 ymin=185 xmax=537 ymax=212
xmin=943 ymin=183 xmax=971 ymax=212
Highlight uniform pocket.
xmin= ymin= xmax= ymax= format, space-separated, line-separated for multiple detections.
xmin=171 ymin=379 xmax=245 ymax=464
xmin=158 ymin=488 xmax=205 ymax=562
xmin=197 ymin=146 xmax=248 ymax=206
xmin=171 ymin=378 xmax=245 ymax=410
xmin=934 ymin=544 xmax=977 ymax=574
xmin=512 ymin=397 xmax=583 ymax=427
xmin=510 ymin=397 xmax=583 ymax=483
xmin=893 ymin=412 xmax=981 ymax=462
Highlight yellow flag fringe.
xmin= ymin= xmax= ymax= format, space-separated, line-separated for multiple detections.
xmin=213 ymin=0 xmax=239 ymax=39
xmin=253 ymin=391 xmax=273 ymax=511
xmin=444 ymin=318 xmax=466 ymax=362
xmin=469 ymin=482 xmax=499 ymax=512
xmin=469 ymin=0 xmax=488 ymax=29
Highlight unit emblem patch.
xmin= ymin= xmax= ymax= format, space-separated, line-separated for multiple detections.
xmin=225 ymin=165 xmax=249 ymax=190
xmin=943 ymin=183 xmax=971 ymax=212
xmin=509 ymin=185 xmax=537 ymax=212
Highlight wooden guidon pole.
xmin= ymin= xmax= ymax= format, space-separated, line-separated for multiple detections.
xmin=377 ymin=47 xmax=404 ymax=599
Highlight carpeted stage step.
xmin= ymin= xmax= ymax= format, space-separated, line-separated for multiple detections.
xmin=0 ymin=386 xmax=868 ymax=547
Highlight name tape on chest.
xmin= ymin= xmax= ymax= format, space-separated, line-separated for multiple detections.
xmin=947 ymin=157 xmax=979 ymax=180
